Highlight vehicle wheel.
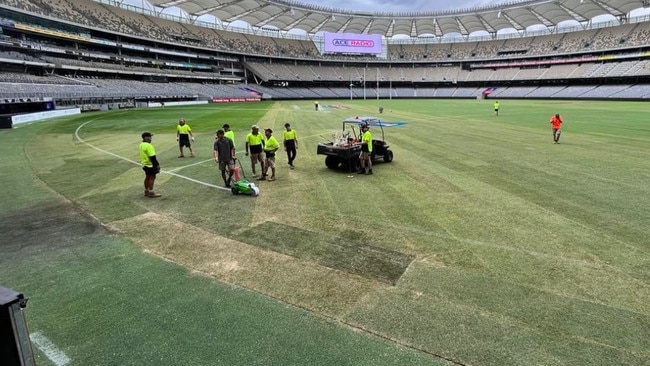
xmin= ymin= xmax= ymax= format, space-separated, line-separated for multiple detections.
xmin=384 ymin=150 xmax=393 ymax=163
xmin=231 ymin=186 xmax=239 ymax=195
xmin=325 ymin=156 xmax=340 ymax=169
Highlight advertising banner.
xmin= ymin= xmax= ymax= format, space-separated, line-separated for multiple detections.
xmin=323 ymin=32 xmax=382 ymax=54
xmin=211 ymin=98 xmax=261 ymax=103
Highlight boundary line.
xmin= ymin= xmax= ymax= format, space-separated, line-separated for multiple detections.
xmin=30 ymin=332 xmax=71 ymax=366
xmin=74 ymin=119 xmax=229 ymax=191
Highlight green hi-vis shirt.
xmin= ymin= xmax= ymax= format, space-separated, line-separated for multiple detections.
xmin=177 ymin=124 xmax=192 ymax=134
xmin=493 ymin=102 xmax=499 ymax=109
xmin=361 ymin=131 xmax=373 ymax=152
xmin=224 ymin=130 xmax=235 ymax=147
xmin=283 ymin=129 xmax=297 ymax=141
xmin=139 ymin=142 xmax=156 ymax=167
xmin=264 ymin=136 xmax=280 ymax=152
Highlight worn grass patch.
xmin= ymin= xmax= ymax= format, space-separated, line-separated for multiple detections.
xmin=236 ymin=221 xmax=415 ymax=285
xmin=108 ymin=212 xmax=386 ymax=317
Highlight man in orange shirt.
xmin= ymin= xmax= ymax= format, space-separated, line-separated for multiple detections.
xmin=550 ymin=113 xmax=563 ymax=144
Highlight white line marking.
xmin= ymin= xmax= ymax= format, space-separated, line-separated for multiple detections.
xmin=30 ymin=332 xmax=71 ymax=366
xmin=298 ymin=132 xmax=332 ymax=141
xmin=168 ymin=149 xmax=250 ymax=173
xmin=74 ymin=119 xmax=229 ymax=191
xmin=74 ymin=116 xmax=326 ymax=190
xmin=167 ymin=158 xmax=213 ymax=172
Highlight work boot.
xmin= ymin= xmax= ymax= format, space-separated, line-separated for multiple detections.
xmin=144 ymin=190 xmax=149 ymax=197
xmin=366 ymin=169 xmax=373 ymax=175
xmin=148 ymin=191 xmax=162 ymax=198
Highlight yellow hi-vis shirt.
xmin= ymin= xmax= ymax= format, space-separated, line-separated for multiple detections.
xmin=264 ymin=136 xmax=280 ymax=152
xmin=224 ymin=130 xmax=235 ymax=147
xmin=139 ymin=142 xmax=156 ymax=167
xmin=361 ymin=130 xmax=372 ymax=152
xmin=283 ymin=129 xmax=297 ymax=141
xmin=177 ymin=124 xmax=191 ymax=134
xmin=246 ymin=132 xmax=263 ymax=146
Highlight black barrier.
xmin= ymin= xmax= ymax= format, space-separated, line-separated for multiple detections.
xmin=0 ymin=100 xmax=55 ymax=114
xmin=0 ymin=287 xmax=35 ymax=366
xmin=0 ymin=115 xmax=13 ymax=129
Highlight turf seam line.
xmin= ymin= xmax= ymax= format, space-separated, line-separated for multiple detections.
xmin=141 ymin=244 xmax=467 ymax=366
xmin=23 ymin=136 xmax=115 ymax=235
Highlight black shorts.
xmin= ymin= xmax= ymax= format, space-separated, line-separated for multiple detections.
xmin=179 ymin=134 xmax=191 ymax=147
xmin=143 ymin=166 xmax=158 ymax=175
xmin=250 ymin=144 xmax=263 ymax=154
xmin=361 ymin=144 xmax=370 ymax=153
xmin=265 ymin=151 xmax=275 ymax=158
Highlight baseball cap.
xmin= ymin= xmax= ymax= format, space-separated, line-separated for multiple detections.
xmin=251 ymin=124 xmax=259 ymax=129
xmin=284 ymin=122 xmax=291 ymax=127
xmin=141 ymin=131 xmax=153 ymax=138
xmin=264 ymin=128 xmax=273 ymax=133
xmin=216 ymin=129 xmax=224 ymax=135
xmin=222 ymin=123 xmax=230 ymax=128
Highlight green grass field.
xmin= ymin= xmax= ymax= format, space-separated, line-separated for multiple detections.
xmin=1 ymin=99 xmax=649 ymax=365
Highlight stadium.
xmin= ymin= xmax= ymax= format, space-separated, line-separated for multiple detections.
xmin=1 ymin=0 xmax=649 ymax=365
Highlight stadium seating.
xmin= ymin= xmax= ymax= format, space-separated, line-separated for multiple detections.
xmin=2 ymin=0 xmax=650 ymax=103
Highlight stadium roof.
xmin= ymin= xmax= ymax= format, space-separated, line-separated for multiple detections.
xmin=147 ymin=0 xmax=648 ymax=37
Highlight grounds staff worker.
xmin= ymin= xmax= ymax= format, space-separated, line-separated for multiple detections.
xmin=261 ymin=128 xmax=279 ymax=182
xmin=139 ymin=132 xmax=161 ymax=198
xmin=245 ymin=125 xmax=264 ymax=178
xmin=550 ymin=113 xmax=563 ymax=144
xmin=176 ymin=118 xmax=195 ymax=158
xmin=222 ymin=123 xmax=235 ymax=150
xmin=359 ymin=124 xmax=373 ymax=175
xmin=283 ymin=122 xmax=297 ymax=169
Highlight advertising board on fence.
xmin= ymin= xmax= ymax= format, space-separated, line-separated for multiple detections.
xmin=11 ymin=108 xmax=81 ymax=125
xmin=211 ymin=98 xmax=261 ymax=103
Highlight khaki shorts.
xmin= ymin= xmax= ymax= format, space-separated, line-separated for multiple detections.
xmin=265 ymin=156 xmax=276 ymax=169
xmin=250 ymin=152 xmax=263 ymax=164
